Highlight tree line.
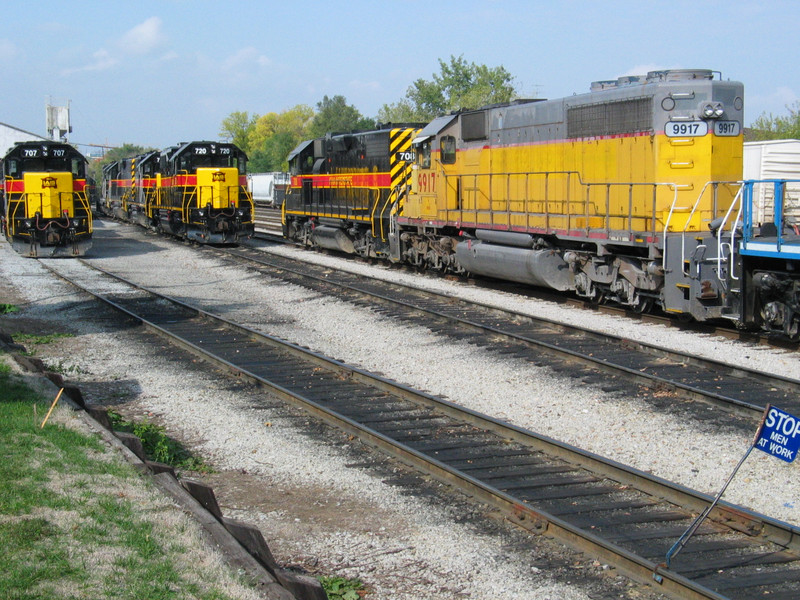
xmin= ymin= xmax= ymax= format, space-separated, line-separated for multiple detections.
xmin=219 ymin=55 xmax=516 ymax=172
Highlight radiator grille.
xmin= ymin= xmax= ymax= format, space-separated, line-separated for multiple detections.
xmin=567 ymin=97 xmax=653 ymax=138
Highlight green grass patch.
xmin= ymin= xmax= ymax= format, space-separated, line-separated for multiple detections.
xmin=0 ymin=303 xmax=19 ymax=314
xmin=0 ymin=357 xmax=250 ymax=599
xmin=12 ymin=332 xmax=74 ymax=345
xmin=108 ymin=411 xmax=211 ymax=473
xmin=319 ymin=576 xmax=365 ymax=600
xmin=11 ymin=333 xmax=75 ymax=357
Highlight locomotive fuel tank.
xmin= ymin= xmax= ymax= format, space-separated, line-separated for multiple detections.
xmin=456 ymin=234 xmax=572 ymax=290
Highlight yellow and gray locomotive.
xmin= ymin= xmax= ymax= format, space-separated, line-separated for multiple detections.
xmin=401 ymin=69 xmax=745 ymax=322
xmin=1 ymin=141 xmax=92 ymax=257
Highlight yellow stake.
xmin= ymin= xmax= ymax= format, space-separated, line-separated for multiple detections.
xmin=40 ymin=388 xmax=64 ymax=428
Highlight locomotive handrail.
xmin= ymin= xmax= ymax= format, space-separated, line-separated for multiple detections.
xmin=715 ymin=184 xmax=744 ymax=283
xmin=439 ymin=169 xmax=676 ymax=241
xmin=664 ymin=181 xmax=736 ymax=275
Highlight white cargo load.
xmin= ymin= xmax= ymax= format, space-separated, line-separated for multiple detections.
xmin=247 ymin=172 xmax=290 ymax=206
xmin=744 ymin=140 xmax=800 ymax=225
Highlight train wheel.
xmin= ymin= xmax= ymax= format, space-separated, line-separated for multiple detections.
xmin=632 ymin=297 xmax=654 ymax=314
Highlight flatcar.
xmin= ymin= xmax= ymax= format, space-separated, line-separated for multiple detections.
xmin=283 ymin=69 xmax=800 ymax=338
xmin=101 ymin=141 xmax=254 ymax=243
xmin=1 ymin=141 xmax=92 ymax=257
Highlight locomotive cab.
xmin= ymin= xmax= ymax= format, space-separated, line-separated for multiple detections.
xmin=154 ymin=141 xmax=254 ymax=243
xmin=2 ymin=141 xmax=92 ymax=257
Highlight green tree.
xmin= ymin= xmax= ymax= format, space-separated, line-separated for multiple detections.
xmin=219 ymin=111 xmax=257 ymax=149
xmin=378 ymin=55 xmax=517 ymax=122
xmin=248 ymin=105 xmax=314 ymax=171
xmin=308 ymin=95 xmax=375 ymax=137
xmin=748 ymin=102 xmax=800 ymax=141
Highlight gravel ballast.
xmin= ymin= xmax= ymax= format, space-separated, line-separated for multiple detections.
xmin=2 ymin=219 xmax=798 ymax=598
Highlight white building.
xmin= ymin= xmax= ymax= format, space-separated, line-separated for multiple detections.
xmin=0 ymin=122 xmax=48 ymax=157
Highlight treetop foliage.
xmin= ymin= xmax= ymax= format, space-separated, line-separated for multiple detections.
xmin=748 ymin=101 xmax=800 ymax=141
xmin=378 ymin=55 xmax=517 ymax=122
xmin=217 ymin=55 xmax=518 ymax=172
xmin=90 ymin=143 xmax=154 ymax=185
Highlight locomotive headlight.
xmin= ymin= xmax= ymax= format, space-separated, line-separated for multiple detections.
xmin=701 ymin=102 xmax=724 ymax=119
xmin=23 ymin=219 xmax=32 ymax=229
xmin=197 ymin=209 xmax=205 ymax=217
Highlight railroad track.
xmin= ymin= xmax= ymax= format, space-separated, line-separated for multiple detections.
xmin=38 ymin=257 xmax=800 ymax=600
xmin=253 ymin=203 xmax=282 ymax=236
xmin=210 ymin=241 xmax=800 ymax=422
xmin=251 ymin=204 xmax=793 ymax=350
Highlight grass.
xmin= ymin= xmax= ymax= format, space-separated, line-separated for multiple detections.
xmin=12 ymin=332 xmax=74 ymax=345
xmin=0 ymin=357 xmax=259 ymax=600
xmin=107 ymin=411 xmax=211 ymax=473
xmin=0 ymin=303 xmax=19 ymax=314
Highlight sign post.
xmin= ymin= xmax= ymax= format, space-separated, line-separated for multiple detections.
xmin=754 ymin=404 xmax=800 ymax=463
xmin=654 ymin=404 xmax=800 ymax=581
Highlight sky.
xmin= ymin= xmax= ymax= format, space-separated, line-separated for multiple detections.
xmin=2 ymin=0 xmax=799 ymax=154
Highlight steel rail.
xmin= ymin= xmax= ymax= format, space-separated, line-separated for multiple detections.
xmin=212 ymin=242 xmax=800 ymax=420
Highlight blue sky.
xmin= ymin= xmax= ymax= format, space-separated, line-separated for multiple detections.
xmin=2 ymin=1 xmax=798 ymax=153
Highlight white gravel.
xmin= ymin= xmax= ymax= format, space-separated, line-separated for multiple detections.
xmin=3 ymin=218 xmax=798 ymax=599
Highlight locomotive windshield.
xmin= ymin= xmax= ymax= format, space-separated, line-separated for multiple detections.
xmin=175 ymin=144 xmax=245 ymax=173
xmin=3 ymin=155 xmax=85 ymax=178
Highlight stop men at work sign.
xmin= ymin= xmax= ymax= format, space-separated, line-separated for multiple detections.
xmin=756 ymin=406 xmax=800 ymax=463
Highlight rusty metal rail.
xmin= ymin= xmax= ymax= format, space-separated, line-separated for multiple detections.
xmin=211 ymin=242 xmax=800 ymax=422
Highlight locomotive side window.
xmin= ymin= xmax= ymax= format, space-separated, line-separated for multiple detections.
xmin=6 ymin=159 xmax=19 ymax=178
xmin=440 ymin=136 xmax=456 ymax=164
xmin=418 ymin=141 xmax=431 ymax=168
xmin=71 ymin=158 xmax=85 ymax=178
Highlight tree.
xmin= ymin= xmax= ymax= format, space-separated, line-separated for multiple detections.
xmin=378 ymin=55 xmax=517 ymax=122
xmin=748 ymin=102 xmax=800 ymax=141
xmin=308 ymin=95 xmax=375 ymax=137
xmin=248 ymin=105 xmax=314 ymax=171
xmin=219 ymin=111 xmax=257 ymax=149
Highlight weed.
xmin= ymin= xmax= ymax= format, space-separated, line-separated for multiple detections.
xmin=12 ymin=332 xmax=74 ymax=345
xmin=46 ymin=359 xmax=89 ymax=375
xmin=318 ymin=576 xmax=364 ymax=600
xmin=0 ymin=304 xmax=19 ymax=314
xmin=107 ymin=411 xmax=211 ymax=473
